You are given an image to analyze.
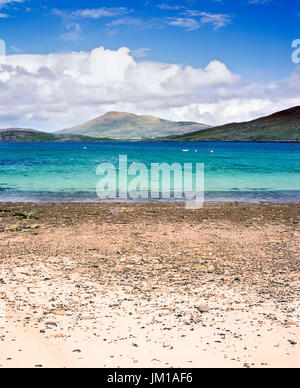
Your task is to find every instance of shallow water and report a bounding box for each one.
[0,141,299,203]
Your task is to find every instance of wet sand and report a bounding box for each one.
[0,202,299,368]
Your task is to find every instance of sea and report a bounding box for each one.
[0,141,299,203]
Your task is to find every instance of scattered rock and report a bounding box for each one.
[284,321,297,326]
[195,304,210,313]
[288,340,297,346]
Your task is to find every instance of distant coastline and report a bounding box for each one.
[0,139,299,144]
[1,105,299,143]
[0,134,299,143]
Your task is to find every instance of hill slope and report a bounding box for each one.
[0,129,109,142]
[169,106,300,142]
[58,112,210,139]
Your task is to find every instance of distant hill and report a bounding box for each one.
[168,106,300,142]
[57,112,210,140]
[2,106,299,143]
[0,129,109,142]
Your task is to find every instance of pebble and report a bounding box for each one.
[195,305,210,313]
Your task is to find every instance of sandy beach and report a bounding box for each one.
[0,202,299,368]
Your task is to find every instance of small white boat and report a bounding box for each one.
[182,149,189,152]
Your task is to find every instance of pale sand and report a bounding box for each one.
[0,203,299,368]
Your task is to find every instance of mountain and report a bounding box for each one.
[58,112,210,139]
[0,129,109,142]
[2,106,299,143]
[168,106,300,142]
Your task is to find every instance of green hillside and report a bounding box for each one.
[58,112,210,140]
[168,106,300,142]
[0,129,110,142]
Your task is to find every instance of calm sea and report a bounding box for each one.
[0,141,299,203]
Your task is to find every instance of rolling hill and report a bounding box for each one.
[1,106,299,142]
[0,128,109,142]
[168,106,300,142]
[58,111,210,140]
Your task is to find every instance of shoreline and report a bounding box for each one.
[0,140,300,143]
[1,191,300,205]
[0,202,299,368]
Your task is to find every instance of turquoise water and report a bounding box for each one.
[0,141,299,203]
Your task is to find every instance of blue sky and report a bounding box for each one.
[1,0,299,79]
[0,0,299,130]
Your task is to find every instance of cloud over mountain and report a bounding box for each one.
[0,45,299,131]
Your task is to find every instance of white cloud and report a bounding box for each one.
[71,8,131,19]
[52,7,134,40]
[0,0,23,8]
[10,45,22,53]
[167,10,232,31]
[60,23,82,41]
[52,7,132,21]
[157,4,185,10]
[248,0,270,4]
[106,17,145,29]
[185,10,232,29]
[131,48,151,58]
[167,17,199,30]
[105,17,162,33]
[0,45,299,131]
